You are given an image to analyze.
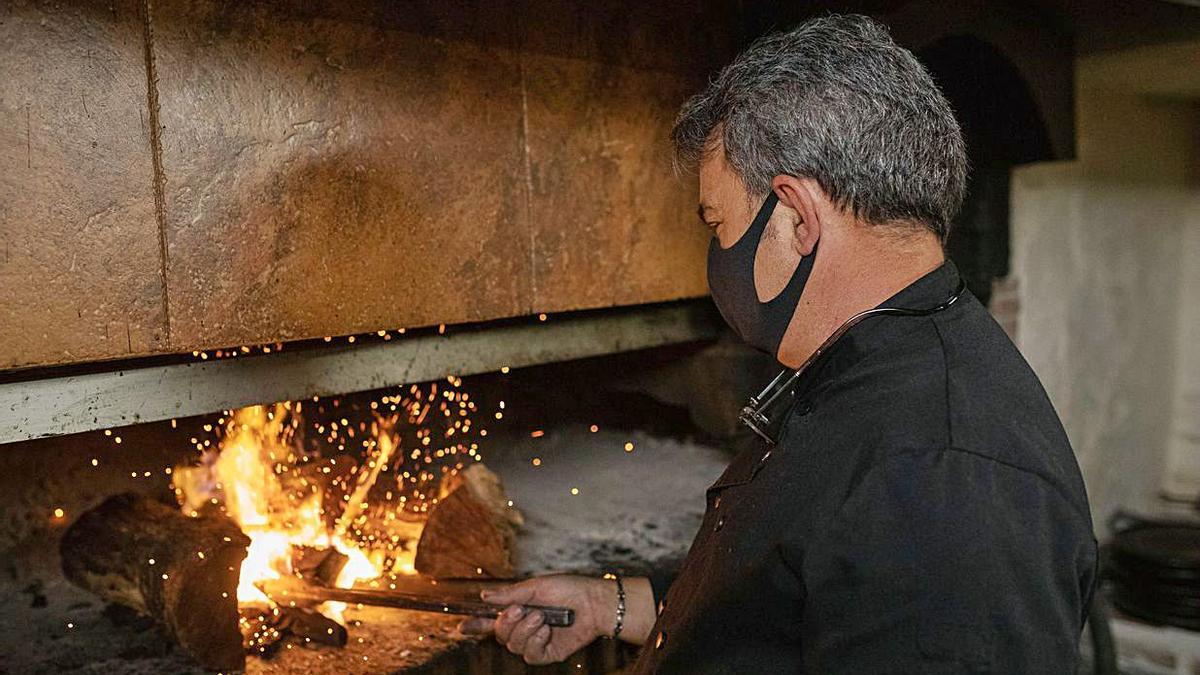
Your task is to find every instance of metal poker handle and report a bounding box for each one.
[258,578,575,627]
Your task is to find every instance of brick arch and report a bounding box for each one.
[919,35,1054,306]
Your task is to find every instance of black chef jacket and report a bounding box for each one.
[632,261,1098,674]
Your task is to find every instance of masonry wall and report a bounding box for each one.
[1011,67,1200,526]
[1162,201,1200,500]
[0,1,737,370]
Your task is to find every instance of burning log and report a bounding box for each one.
[292,545,349,586]
[240,605,288,657]
[240,604,348,656]
[282,606,349,646]
[60,493,250,672]
[415,464,523,578]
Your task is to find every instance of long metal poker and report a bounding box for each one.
[257,578,575,627]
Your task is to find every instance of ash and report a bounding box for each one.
[0,428,727,674]
[499,427,726,578]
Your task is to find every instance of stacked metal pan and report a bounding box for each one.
[1108,522,1200,631]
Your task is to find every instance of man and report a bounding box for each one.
[461,14,1097,673]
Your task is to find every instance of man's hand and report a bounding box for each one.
[459,574,655,665]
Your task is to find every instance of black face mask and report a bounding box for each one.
[706,192,818,359]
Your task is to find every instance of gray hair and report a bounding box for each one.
[672,14,968,239]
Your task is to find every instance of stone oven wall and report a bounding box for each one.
[0,0,738,371]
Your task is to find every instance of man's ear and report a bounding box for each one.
[771,175,822,256]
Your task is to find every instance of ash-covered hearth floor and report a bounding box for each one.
[1,429,728,674]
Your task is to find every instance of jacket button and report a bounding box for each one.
[714,515,725,532]
[712,495,721,509]
[655,631,666,649]
[657,600,665,615]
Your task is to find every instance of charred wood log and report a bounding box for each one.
[415,464,523,578]
[240,605,288,658]
[239,604,348,657]
[291,545,349,587]
[60,493,250,672]
[282,606,349,647]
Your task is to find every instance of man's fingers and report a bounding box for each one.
[457,617,494,635]
[522,624,553,665]
[481,581,537,606]
[504,610,545,654]
[492,604,525,644]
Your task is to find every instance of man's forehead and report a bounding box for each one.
[698,169,749,218]
[697,156,726,214]
[697,147,725,182]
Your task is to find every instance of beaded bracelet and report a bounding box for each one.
[610,573,626,640]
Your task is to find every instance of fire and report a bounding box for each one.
[172,379,484,629]
[176,405,384,614]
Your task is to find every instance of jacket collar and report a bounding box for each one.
[783,259,967,402]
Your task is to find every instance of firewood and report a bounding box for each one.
[281,606,349,647]
[414,464,523,578]
[240,599,348,656]
[291,545,349,587]
[240,605,288,657]
[60,493,250,672]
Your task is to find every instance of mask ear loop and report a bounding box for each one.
[740,278,968,445]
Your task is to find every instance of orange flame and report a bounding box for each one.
[173,379,485,627]
[175,405,397,617]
